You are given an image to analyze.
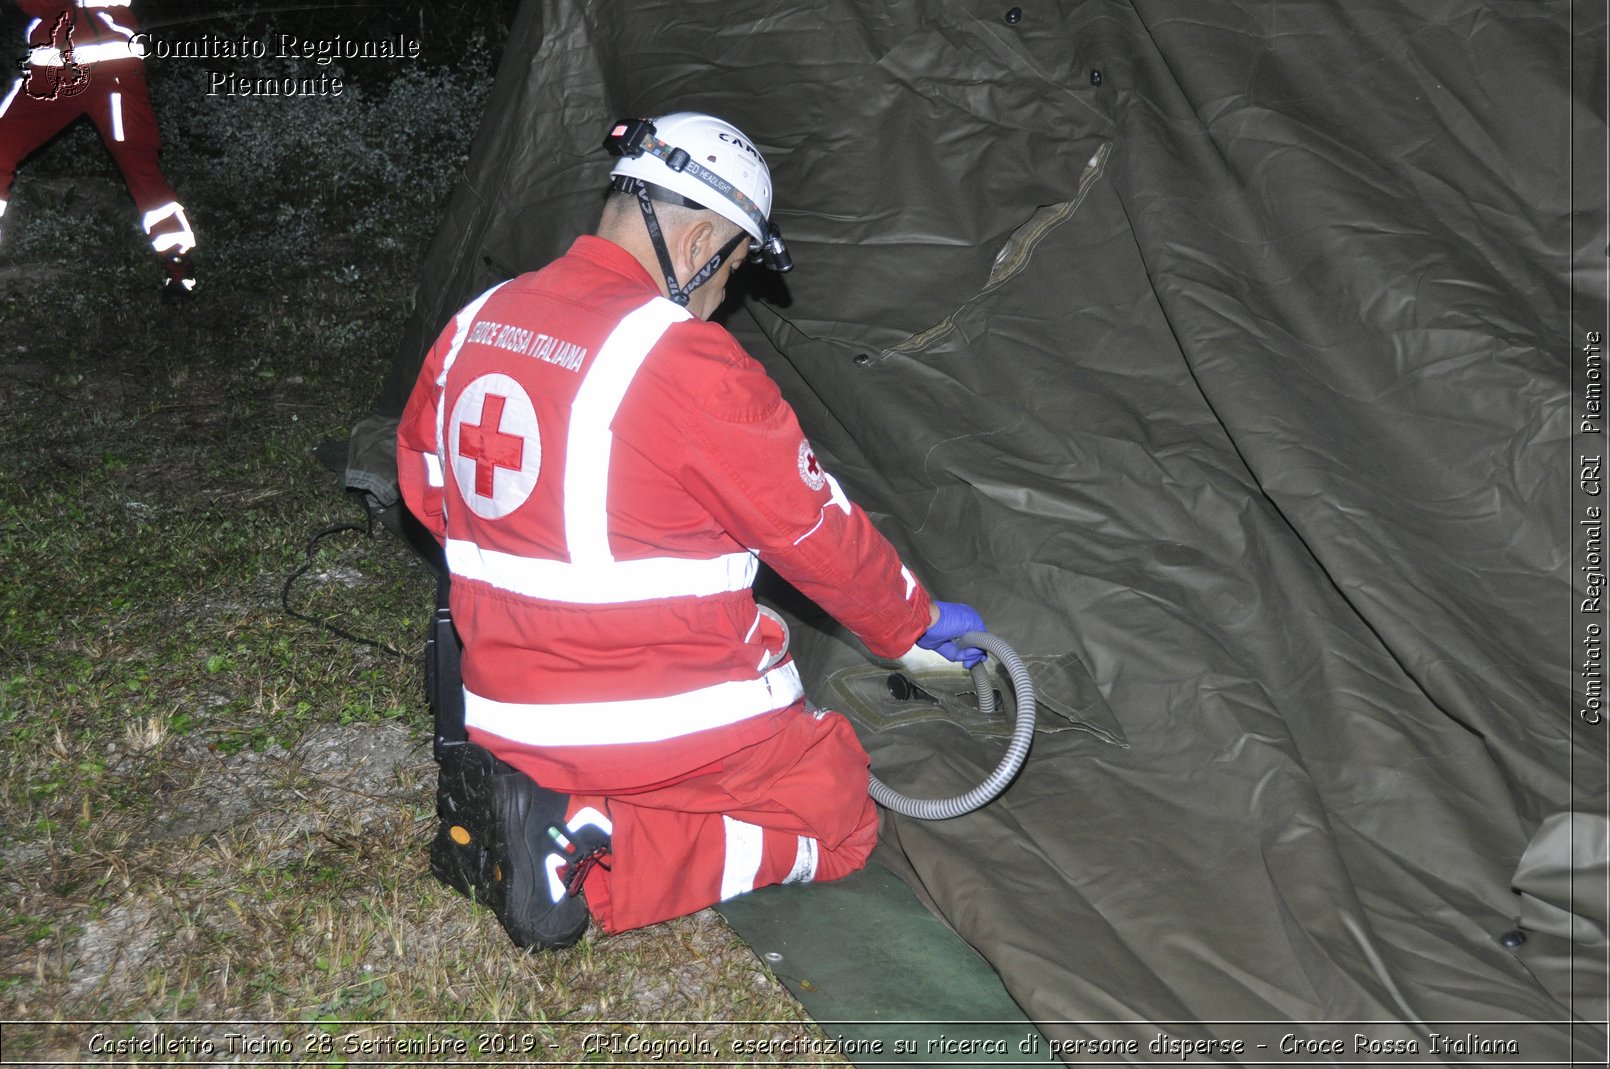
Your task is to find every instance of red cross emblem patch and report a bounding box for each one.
[797,439,827,491]
[449,373,541,519]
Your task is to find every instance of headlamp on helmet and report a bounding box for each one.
[749,222,791,272]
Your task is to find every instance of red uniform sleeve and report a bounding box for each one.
[396,330,451,546]
[671,342,933,659]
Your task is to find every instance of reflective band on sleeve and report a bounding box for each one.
[822,472,852,514]
[29,41,142,65]
[82,1,134,8]
[109,90,123,142]
[790,513,824,546]
[565,298,691,568]
[719,817,765,900]
[464,661,803,747]
[446,538,756,604]
[792,469,855,547]
[423,451,444,489]
[0,78,20,119]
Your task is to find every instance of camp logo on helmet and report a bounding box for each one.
[797,440,827,491]
[717,131,762,161]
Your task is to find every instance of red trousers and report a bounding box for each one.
[0,64,193,254]
[494,704,881,934]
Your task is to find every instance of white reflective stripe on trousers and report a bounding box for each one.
[719,817,765,900]
[0,78,20,119]
[141,201,196,254]
[463,661,804,748]
[783,836,819,884]
[109,90,123,141]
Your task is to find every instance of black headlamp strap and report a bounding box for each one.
[685,230,748,293]
[633,184,689,305]
[630,182,745,306]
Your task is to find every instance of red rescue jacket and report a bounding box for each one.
[398,235,933,792]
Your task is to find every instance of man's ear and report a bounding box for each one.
[682,219,718,272]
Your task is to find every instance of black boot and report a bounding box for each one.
[483,767,602,950]
[429,742,501,898]
[431,742,609,950]
[162,251,196,296]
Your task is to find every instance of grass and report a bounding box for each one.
[0,31,847,1067]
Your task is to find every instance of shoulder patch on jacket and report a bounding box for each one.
[798,440,827,490]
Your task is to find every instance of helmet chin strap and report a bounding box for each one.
[629,182,746,307]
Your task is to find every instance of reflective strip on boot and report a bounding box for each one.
[543,805,612,902]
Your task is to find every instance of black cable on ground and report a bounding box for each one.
[281,502,404,658]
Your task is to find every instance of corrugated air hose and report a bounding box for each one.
[866,631,1037,820]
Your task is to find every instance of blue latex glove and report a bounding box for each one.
[916,600,988,669]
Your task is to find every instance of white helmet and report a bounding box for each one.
[605,112,774,243]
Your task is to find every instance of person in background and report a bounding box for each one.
[0,0,196,293]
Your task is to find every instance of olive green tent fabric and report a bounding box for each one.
[364,0,1607,1058]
